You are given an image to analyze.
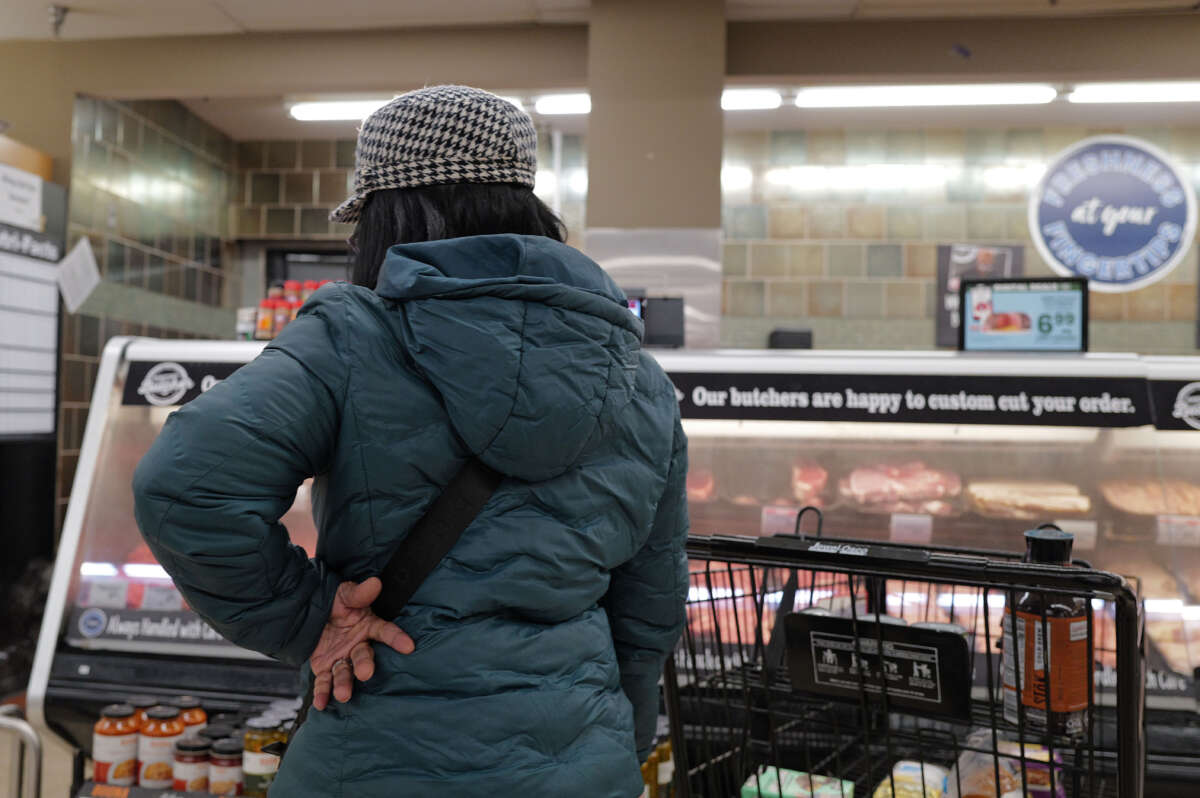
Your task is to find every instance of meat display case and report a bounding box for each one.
[26,339,1200,778]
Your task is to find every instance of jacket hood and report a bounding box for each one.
[375,234,643,482]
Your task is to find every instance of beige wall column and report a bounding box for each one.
[585,0,725,347]
[586,0,724,230]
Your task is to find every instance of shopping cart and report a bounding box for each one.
[663,513,1145,798]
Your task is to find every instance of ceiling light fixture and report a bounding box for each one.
[722,89,783,111]
[1068,82,1200,104]
[288,99,392,121]
[794,83,1057,108]
[533,93,591,115]
[721,165,754,191]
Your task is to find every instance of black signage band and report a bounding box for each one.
[671,372,1152,428]
[123,360,1198,432]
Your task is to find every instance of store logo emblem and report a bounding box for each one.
[1029,135,1197,293]
[808,542,869,557]
[137,362,195,406]
[1172,382,1200,430]
[78,607,107,639]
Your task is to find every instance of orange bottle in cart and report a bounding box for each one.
[283,280,301,305]
[139,706,185,788]
[272,299,291,335]
[93,704,138,786]
[254,299,275,340]
[1002,528,1090,737]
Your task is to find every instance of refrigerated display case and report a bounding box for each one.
[27,341,1200,781]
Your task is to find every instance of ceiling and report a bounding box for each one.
[3,0,1197,40]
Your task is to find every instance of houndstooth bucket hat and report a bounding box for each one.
[330,85,538,224]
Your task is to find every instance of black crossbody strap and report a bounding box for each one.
[267,457,502,759]
[372,457,503,619]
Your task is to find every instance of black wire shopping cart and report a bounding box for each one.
[664,513,1145,798]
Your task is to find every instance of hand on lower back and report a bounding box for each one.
[309,577,414,710]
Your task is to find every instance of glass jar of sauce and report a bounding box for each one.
[173,737,211,792]
[128,695,156,728]
[174,695,208,737]
[93,703,138,786]
[139,705,184,788]
[242,717,283,798]
[209,737,244,796]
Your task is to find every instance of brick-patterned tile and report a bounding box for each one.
[905,244,937,278]
[885,282,926,318]
[1168,284,1196,321]
[767,281,807,317]
[845,282,884,318]
[750,243,789,277]
[1089,292,1126,321]
[789,244,825,277]
[807,206,845,239]
[847,206,885,239]
[887,206,923,240]
[722,243,748,277]
[807,281,844,316]
[1127,284,1167,321]
[724,281,765,316]
[768,206,807,239]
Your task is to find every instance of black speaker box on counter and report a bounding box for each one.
[642,297,684,348]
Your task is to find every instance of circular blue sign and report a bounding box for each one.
[1029,136,1197,293]
[78,607,107,639]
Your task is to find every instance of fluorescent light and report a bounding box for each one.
[722,88,782,111]
[534,93,591,115]
[1146,599,1184,615]
[1069,81,1200,104]
[936,593,1007,609]
[567,168,588,194]
[981,164,1045,192]
[794,83,1057,108]
[289,99,391,121]
[765,163,956,192]
[721,165,754,191]
[123,563,171,580]
[80,562,119,577]
[534,168,557,197]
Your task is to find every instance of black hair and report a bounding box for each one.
[350,183,567,288]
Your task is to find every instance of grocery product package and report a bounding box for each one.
[946,731,1065,798]
[741,766,855,797]
[871,760,949,797]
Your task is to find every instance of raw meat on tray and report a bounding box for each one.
[791,461,828,507]
[839,461,961,515]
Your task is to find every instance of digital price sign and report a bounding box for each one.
[959,277,1088,352]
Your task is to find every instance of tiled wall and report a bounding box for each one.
[231,139,357,239]
[58,97,236,532]
[229,131,588,245]
[721,126,1200,351]
[69,98,234,305]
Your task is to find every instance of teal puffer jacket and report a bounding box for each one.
[132,235,688,797]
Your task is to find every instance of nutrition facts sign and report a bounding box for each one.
[1029,136,1197,292]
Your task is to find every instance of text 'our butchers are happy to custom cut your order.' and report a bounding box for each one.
[688,385,1138,418]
